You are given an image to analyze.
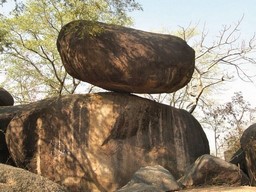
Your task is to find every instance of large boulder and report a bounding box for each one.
[178,154,249,187]
[0,104,22,165]
[117,165,181,192]
[0,163,68,192]
[240,123,256,185]
[6,92,209,191]
[57,20,195,93]
[0,88,14,106]
[0,117,13,164]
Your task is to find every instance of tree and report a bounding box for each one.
[0,0,142,103]
[201,92,256,157]
[143,18,256,115]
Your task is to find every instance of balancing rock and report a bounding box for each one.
[57,20,195,93]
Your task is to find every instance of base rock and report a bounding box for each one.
[6,92,209,191]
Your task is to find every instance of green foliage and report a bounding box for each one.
[0,0,142,103]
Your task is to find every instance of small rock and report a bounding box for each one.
[117,165,181,192]
[178,154,249,187]
[0,163,68,192]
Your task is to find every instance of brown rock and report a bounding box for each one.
[229,148,247,177]
[6,92,209,191]
[0,163,68,192]
[0,105,23,165]
[57,20,195,93]
[240,123,256,185]
[178,154,249,187]
[117,165,181,192]
[0,88,14,106]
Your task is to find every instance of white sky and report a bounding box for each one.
[128,0,256,106]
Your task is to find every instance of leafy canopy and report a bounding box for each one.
[0,0,142,103]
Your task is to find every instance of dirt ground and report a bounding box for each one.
[179,186,256,192]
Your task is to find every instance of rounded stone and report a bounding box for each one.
[0,88,14,106]
[57,20,195,93]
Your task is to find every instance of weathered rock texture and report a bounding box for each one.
[117,165,181,192]
[240,123,256,185]
[0,104,22,165]
[229,148,247,177]
[0,163,68,192]
[5,92,209,192]
[178,154,249,187]
[57,20,195,93]
[0,88,14,106]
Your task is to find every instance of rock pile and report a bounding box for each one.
[118,155,250,192]
[0,21,216,191]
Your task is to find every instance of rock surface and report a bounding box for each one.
[5,92,209,192]
[57,20,195,93]
[178,154,249,187]
[0,163,68,192]
[229,148,247,177]
[0,88,14,106]
[117,165,181,192]
[0,105,22,165]
[240,123,256,185]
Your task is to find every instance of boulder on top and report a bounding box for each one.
[5,92,209,192]
[57,20,195,94]
[0,88,14,106]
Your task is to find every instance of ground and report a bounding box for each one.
[179,186,256,192]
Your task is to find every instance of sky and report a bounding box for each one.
[128,0,256,106]
[129,0,255,37]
